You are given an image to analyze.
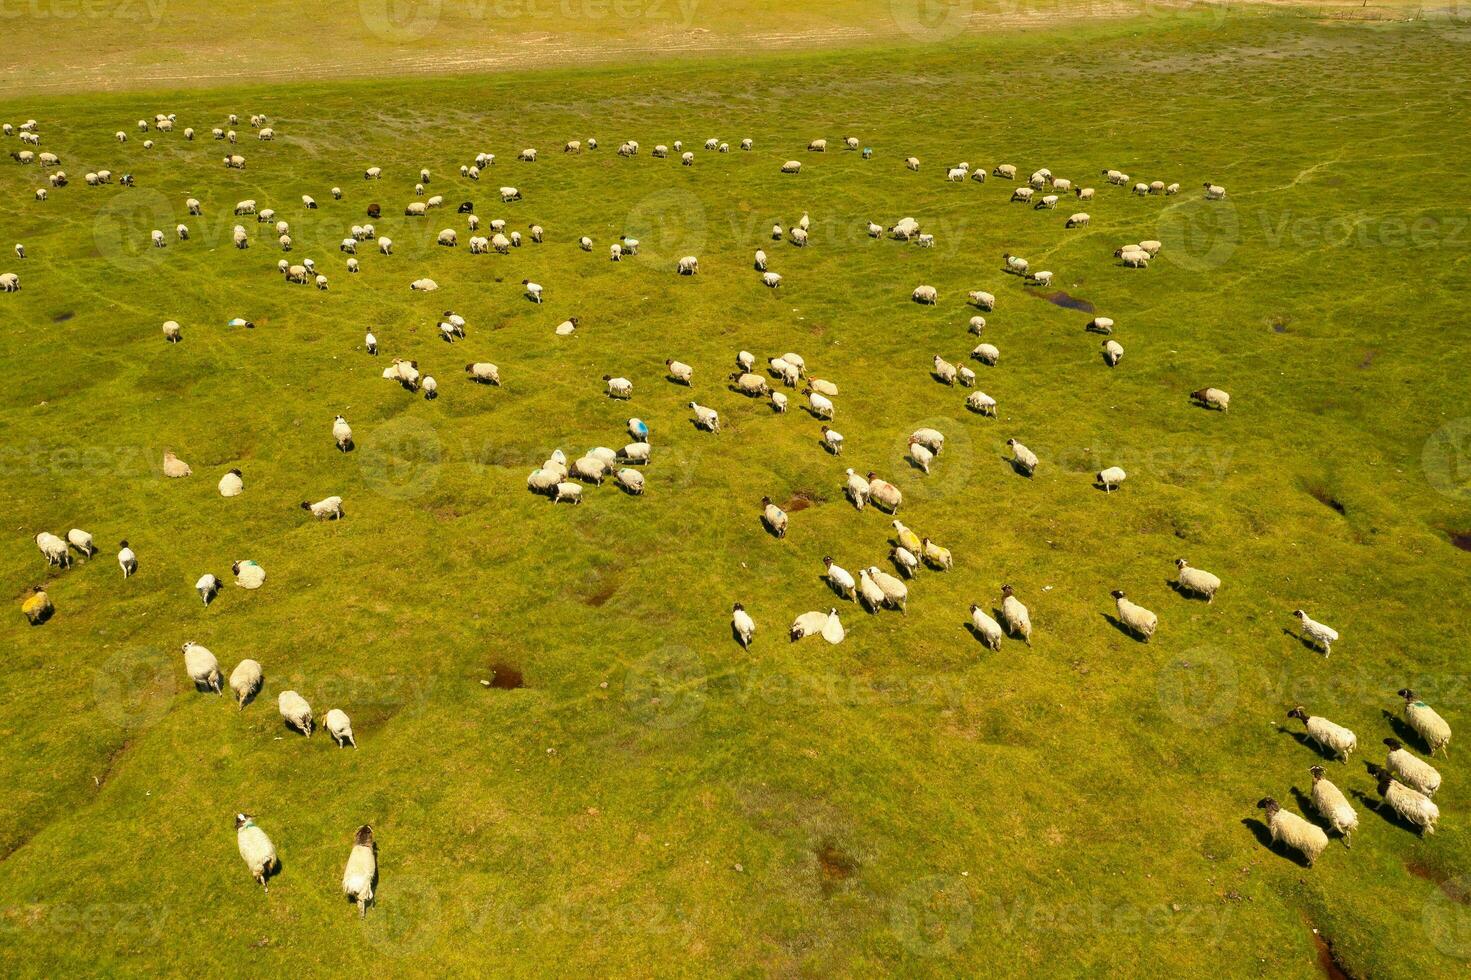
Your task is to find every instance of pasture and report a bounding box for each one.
[2,10,1470,976]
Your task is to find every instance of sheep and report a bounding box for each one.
[770,391,788,413]
[529,224,543,243]
[682,151,694,166]
[689,402,720,432]
[118,541,136,578]
[163,450,192,477]
[1284,706,1357,762]
[947,166,968,182]
[808,138,827,152]
[196,572,221,605]
[510,231,522,248]
[1396,690,1451,757]
[969,290,995,311]
[278,235,292,252]
[35,531,71,567]
[731,372,770,397]
[1006,438,1036,476]
[19,584,52,625]
[1111,590,1157,641]
[1138,240,1163,257]
[553,482,583,505]
[233,227,249,249]
[161,318,183,344]
[1118,249,1149,269]
[332,415,353,451]
[437,228,458,247]
[38,152,59,167]
[789,227,808,247]
[966,604,1004,650]
[522,279,543,303]
[1102,168,1126,185]
[993,164,1017,180]
[177,224,189,241]
[1086,316,1114,334]
[1102,340,1124,367]
[34,188,46,200]
[912,285,938,305]
[603,374,633,398]
[325,708,356,748]
[1190,387,1230,412]
[761,271,783,289]
[301,495,345,520]
[620,441,651,464]
[780,161,801,174]
[865,566,908,614]
[677,255,700,275]
[1204,183,1227,200]
[1066,212,1090,228]
[500,186,521,202]
[1036,195,1059,210]
[232,559,265,590]
[866,221,883,239]
[905,156,920,172]
[767,358,798,389]
[916,233,934,248]
[1003,253,1028,276]
[844,468,869,510]
[183,641,223,693]
[410,278,438,291]
[61,528,95,559]
[422,376,437,399]
[1173,559,1220,601]
[343,826,377,916]
[966,391,997,416]
[1031,271,1054,288]
[236,814,279,890]
[1384,737,1441,796]
[302,194,317,210]
[973,344,999,367]
[760,496,788,538]
[1010,187,1034,203]
[11,150,35,164]
[1029,169,1050,189]
[466,362,501,385]
[1255,798,1328,866]
[224,154,246,169]
[332,187,342,200]
[229,659,262,708]
[921,538,952,571]
[1368,765,1439,835]
[866,473,902,513]
[891,546,919,577]
[405,201,427,217]
[855,568,886,612]
[571,454,609,485]
[968,168,986,184]
[527,468,560,496]
[664,359,694,385]
[1292,610,1339,655]
[817,424,843,455]
[554,317,578,336]
[283,263,308,284]
[1304,767,1357,846]
[612,467,645,495]
[1132,182,1150,196]
[278,690,314,736]
[804,388,835,420]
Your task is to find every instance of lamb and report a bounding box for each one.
[867,222,883,238]
[553,482,583,504]
[780,161,801,174]
[866,473,902,513]
[196,573,221,605]
[163,450,192,477]
[824,558,857,600]
[677,255,700,275]
[1102,340,1124,367]
[615,468,645,495]
[804,389,834,419]
[966,391,996,415]
[1001,585,1031,644]
[332,415,353,451]
[820,425,843,455]
[689,402,720,432]
[1111,590,1157,641]
[1383,737,1441,796]
[665,359,693,385]
[1396,689,1451,757]
[1174,559,1220,601]
[343,827,377,916]
[1368,765,1439,835]
[325,708,356,747]
[183,641,223,693]
[909,439,933,474]
[1286,706,1357,762]
[278,690,314,736]
[761,497,788,538]
[969,291,995,311]
[118,541,137,578]
[1190,387,1230,412]
[229,659,262,708]
[1292,610,1339,655]
[969,604,1003,650]
[466,363,501,385]
[35,531,71,567]
[865,566,908,614]
[1066,212,1090,228]
[301,495,345,520]
[1096,466,1127,492]
[522,279,543,303]
[1255,798,1328,866]
[912,285,938,305]
[1006,438,1036,476]
[236,814,279,890]
[891,546,919,577]
[844,469,869,510]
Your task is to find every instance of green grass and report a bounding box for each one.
[2,11,1471,976]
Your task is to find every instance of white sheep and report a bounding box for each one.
[1010,188,1034,204]
[229,659,262,708]
[912,285,938,305]
[236,814,278,890]
[522,279,542,303]
[1003,253,1028,276]
[866,473,902,513]
[325,708,356,747]
[820,425,843,455]
[865,566,908,614]
[1370,767,1439,835]
[466,362,501,385]
[301,495,344,520]
[905,156,920,172]
[35,531,71,567]
[163,320,182,343]
[770,391,787,413]
[183,641,222,693]
[909,440,933,474]
[969,604,1003,650]
[437,228,458,247]
[804,389,834,420]
[966,391,996,415]
[1174,559,1220,601]
[151,229,166,248]
[1031,271,1053,288]
[823,558,856,600]
[500,186,521,202]
[1287,706,1357,762]
[780,161,801,174]
[553,482,583,504]
[1307,766,1357,845]
[1256,798,1328,865]
[603,374,632,398]
[844,468,869,510]
[1384,738,1440,796]
[332,415,352,451]
[1191,387,1230,412]
[1204,182,1227,200]
[1111,590,1157,641]
[343,827,377,916]
[65,528,95,556]
[1006,438,1036,475]
[890,546,919,577]
[762,272,783,289]
[932,355,957,385]
[1292,610,1339,655]
[410,278,438,291]
[1066,212,1090,228]
[278,690,314,736]
[677,255,699,275]
[1087,317,1115,334]
[163,449,192,477]
[1102,340,1124,367]
[968,290,995,312]
[118,541,136,578]
[689,402,719,432]
[195,573,221,605]
[1396,690,1451,757]
[1000,585,1031,643]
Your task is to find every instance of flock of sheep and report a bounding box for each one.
[5,106,1443,908]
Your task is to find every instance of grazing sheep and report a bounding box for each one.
[1132,182,1150,196]
[1102,340,1124,367]
[1066,212,1090,228]
[553,481,583,505]
[162,320,182,343]
[966,391,996,415]
[912,285,938,305]
[1307,767,1357,845]
[598,374,631,398]
[1396,690,1451,757]
[35,531,70,567]
[820,425,843,455]
[856,568,886,612]
[301,496,345,520]
[500,186,521,202]
[233,227,249,249]
[1292,610,1339,655]
[466,362,501,385]
[1191,387,1230,412]
[332,415,353,451]
[1287,706,1357,761]
[1368,765,1439,835]
[964,604,1002,650]
[1095,466,1127,492]
[905,157,920,172]
[789,227,808,247]
[236,814,278,890]
[342,826,377,916]
[677,255,700,275]
[20,585,52,625]
[1173,559,1220,601]
[1003,253,1028,276]
[163,450,192,478]
[968,291,996,312]
[229,659,262,708]
[770,391,787,413]
[1138,240,1163,257]
[1204,183,1227,200]
[150,229,166,248]
[325,708,356,747]
[1255,798,1328,866]
[689,402,720,432]
[421,376,437,399]
[1010,187,1034,203]
[844,468,869,510]
[522,279,543,303]
[1006,438,1036,475]
[665,359,693,385]
[761,496,788,538]
[615,468,645,495]
[866,473,902,513]
[529,224,543,243]
[865,566,908,614]
[1111,590,1157,641]
[527,468,560,496]
[196,572,221,605]
[410,278,438,291]
[780,161,801,174]
[731,372,770,397]
[999,584,1031,643]
[118,541,136,578]
[183,641,223,693]
[437,228,458,247]
[768,357,799,388]
[177,224,189,241]
[278,690,314,736]
[234,198,256,215]
[1384,738,1441,796]
[1087,317,1115,334]
[808,139,827,152]
[992,164,1017,180]
[1117,248,1149,269]
[1035,195,1059,210]
[1103,169,1126,185]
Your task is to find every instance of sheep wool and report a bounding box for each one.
[35,531,70,567]
[1371,767,1439,835]
[823,558,856,600]
[343,826,377,916]
[233,560,265,590]
[1292,610,1338,655]
[1096,466,1127,492]
[1174,559,1220,601]
[844,469,869,510]
[1007,439,1037,476]
[1001,585,1031,644]
[857,568,886,612]
[1286,707,1356,762]
[236,814,278,890]
[1111,591,1157,641]
[183,642,223,693]
[1256,798,1328,866]
[1384,738,1440,796]
[867,474,902,513]
[162,450,192,478]
[732,603,755,648]
[230,659,263,709]
[969,604,1003,650]
[118,541,137,578]
[218,468,244,497]
[278,690,314,736]
[1397,690,1451,756]
[1308,767,1357,845]
[21,586,52,625]
[761,497,788,538]
[1191,387,1230,412]
[325,708,356,747]
[866,567,908,614]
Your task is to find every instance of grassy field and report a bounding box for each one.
[2,9,1471,976]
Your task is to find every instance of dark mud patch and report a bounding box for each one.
[1357,350,1375,369]
[584,577,619,607]
[1268,315,1292,334]
[1446,532,1471,552]
[487,662,524,689]
[1311,928,1349,980]
[1408,859,1471,903]
[783,490,821,512]
[1032,289,1094,313]
[816,841,856,889]
[1305,484,1346,515]
[52,311,74,323]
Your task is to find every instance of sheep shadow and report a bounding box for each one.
[1277,726,1340,763]
[930,371,955,386]
[1380,709,1428,752]
[27,605,53,627]
[1241,818,1313,868]
[1166,579,1210,602]
[1350,788,1423,835]
[818,438,841,457]
[965,622,1000,650]
[904,456,929,474]
[816,574,853,601]
[337,440,355,453]
[1101,613,1143,641]
[1281,628,1326,655]
[729,622,750,649]
[1002,455,1034,478]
